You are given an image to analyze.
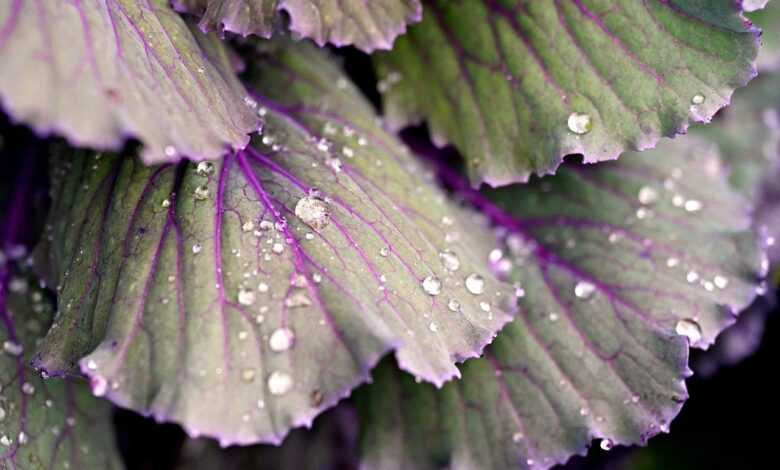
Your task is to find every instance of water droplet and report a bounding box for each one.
[480,301,492,313]
[567,112,592,135]
[193,185,210,201]
[242,221,255,232]
[600,439,614,451]
[267,371,293,395]
[0,436,10,447]
[428,322,439,332]
[574,281,596,299]
[464,273,485,295]
[579,407,589,416]
[691,94,705,105]
[379,246,390,257]
[714,275,729,289]
[666,257,679,268]
[686,271,699,283]
[161,198,171,208]
[285,292,312,308]
[675,318,702,344]
[21,382,35,395]
[244,96,258,109]
[192,243,202,254]
[91,375,108,397]
[447,299,461,312]
[512,432,524,443]
[86,359,98,370]
[164,145,177,157]
[269,327,295,352]
[272,242,285,254]
[422,276,442,296]
[548,312,559,322]
[2,340,23,356]
[488,249,504,263]
[17,432,27,445]
[684,199,702,212]
[439,250,461,271]
[295,196,331,231]
[196,161,214,176]
[638,186,658,205]
[0,408,4,422]
[238,288,256,306]
[241,369,256,383]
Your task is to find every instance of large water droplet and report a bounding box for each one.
[600,439,614,451]
[294,196,331,231]
[691,94,705,105]
[574,281,596,299]
[567,112,592,135]
[269,327,295,352]
[267,371,293,395]
[422,276,442,296]
[439,250,461,271]
[464,273,485,295]
[675,318,702,344]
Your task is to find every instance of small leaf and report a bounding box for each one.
[375,0,760,185]
[0,0,259,164]
[175,0,422,52]
[355,137,764,469]
[34,42,514,446]
[0,268,121,470]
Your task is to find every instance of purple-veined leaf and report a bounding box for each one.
[0,0,259,164]
[0,269,121,470]
[1,166,120,470]
[33,42,515,446]
[174,0,422,52]
[354,136,765,470]
[374,0,760,185]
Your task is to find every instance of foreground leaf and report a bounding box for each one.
[34,42,514,446]
[175,0,422,52]
[375,0,760,185]
[355,137,764,469]
[0,0,259,164]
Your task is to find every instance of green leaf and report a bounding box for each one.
[375,0,760,185]
[0,269,121,470]
[174,0,422,52]
[355,136,764,469]
[33,42,515,446]
[748,0,780,71]
[0,0,259,164]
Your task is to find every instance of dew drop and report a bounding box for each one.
[285,292,312,308]
[684,199,703,212]
[242,221,255,232]
[164,145,177,157]
[691,94,705,105]
[512,432,524,443]
[713,275,729,289]
[0,408,5,422]
[464,273,485,295]
[0,436,10,447]
[2,340,23,356]
[421,276,442,296]
[86,359,98,370]
[439,250,461,271]
[488,248,504,263]
[267,371,293,395]
[90,375,108,397]
[161,198,171,208]
[192,243,202,254]
[428,322,439,333]
[574,281,595,299]
[638,186,658,205]
[17,432,27,445]
[272,242,285,254]
[196,161,214,176]
[269,327,295,352]
[567,112,592,135]
[548,312,559,322]
[241,369,256,383]
[447,299,461,312]
[238,288,256,306]
[21,382,35,395]
[666,257,679,268]
[295,196,331,231]
[193,185,210,201]
[675,318,702,344]
[379,246,390,257]
[686,271,699,283]
[600,439,614,451]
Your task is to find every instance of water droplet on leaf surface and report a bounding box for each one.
[567,112,592,135]
[465,273,485,295]
[422,276,442,296]
[294,196,331,231]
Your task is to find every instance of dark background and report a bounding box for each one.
[2,46,777,470]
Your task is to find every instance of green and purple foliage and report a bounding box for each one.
[1,1,779,469]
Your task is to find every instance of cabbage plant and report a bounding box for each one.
[1,1,778,469]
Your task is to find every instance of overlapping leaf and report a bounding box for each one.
[0,0,259,164]
[175,0,422,51]
[33,42,514,446]
[0,268,120,470]
[375,0,760,185]
[354,137,764,469]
